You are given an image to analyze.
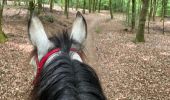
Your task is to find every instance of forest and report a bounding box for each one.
[0,0,170,100]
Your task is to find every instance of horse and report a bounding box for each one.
[28,11,106,100]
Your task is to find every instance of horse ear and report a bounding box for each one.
[28,15,54,60]
[70,11,87,44]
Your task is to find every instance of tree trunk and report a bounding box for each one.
[109,0,113,19]
[60,0,63,9]
[29,1,35,16]
[4,0,7,5]
[0,0,7,43]
[98,0,101,13]
[76,0,79,11]
[67,0,70,12]
[38,0,42,14]
[95,0,98,11]
[135,0,150,42]
[152,0,157,21]
[70,0,73,10]
[64,0,68,18]
[162,0,166,34]
[131,0,136,31]
[126,0,130,26]
[92,0,96,12]
[148,0,153,34]
[82,0,86,14]
[50,0,54,12]
[89,0,92,13]
[149,0,153,20]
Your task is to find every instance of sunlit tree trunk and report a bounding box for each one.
[109,0,113,19]
[0,0,7,43]
[135,0,150,42]
[131,0,136,31]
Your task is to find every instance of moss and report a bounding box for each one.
[0,32,7,43]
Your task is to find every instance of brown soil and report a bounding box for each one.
[0,6,170,100]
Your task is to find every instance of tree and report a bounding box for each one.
[76,0,79,10]
[98,0,101,13]
[95,0,98,12]
[89,0,92,13]
[131,0,136,31]
[64,0,68,18]
[92,0,96,12]
[82,0,86,14]
[148,0,153,34]
[0,0,7,43]
[126,0,131,26]
[50,0,54,12]
[4,0,7,5]
[135,0,150,42]
[29,0,35,16]
[109,0,113,19]
[152,0,158,21]
[37,0,42,14]
[162,0,168,34]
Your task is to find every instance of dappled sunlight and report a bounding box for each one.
[141,56,155,61]
[160,52,170,56]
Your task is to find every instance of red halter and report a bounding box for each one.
[33,48,77,84]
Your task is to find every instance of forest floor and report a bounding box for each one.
[0,6,170,100]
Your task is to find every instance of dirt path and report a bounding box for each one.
[84,13,107,64]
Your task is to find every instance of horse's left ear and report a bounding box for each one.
[28,15,54,60]
[70,11,87,44]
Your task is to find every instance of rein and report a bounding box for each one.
[33,48,77,84]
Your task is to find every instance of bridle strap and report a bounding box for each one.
[33,48,77,84]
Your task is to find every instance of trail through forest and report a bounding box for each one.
[0,7,170,100]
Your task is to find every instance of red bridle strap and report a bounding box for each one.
[33,48,77,84]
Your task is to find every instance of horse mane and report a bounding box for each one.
[31,32,106,100]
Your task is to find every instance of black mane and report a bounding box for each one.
[31,32,106,100]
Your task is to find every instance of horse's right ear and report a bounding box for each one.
[70,11,87,44]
